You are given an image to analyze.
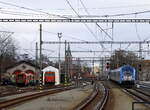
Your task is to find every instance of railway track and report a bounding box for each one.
[74,83,109,110]
[124,88,150,108]
[0,86,75,109]
[0,85,67,97]
[136,83,150,89]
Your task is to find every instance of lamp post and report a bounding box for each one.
[58,33,62,75]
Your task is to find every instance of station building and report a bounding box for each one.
[6,60,40,83]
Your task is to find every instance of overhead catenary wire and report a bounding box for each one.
[96,23,113,40]
[71,9,150,18]
[134,14,141,41]
[79,0,114,53]
[79,0,113,41]
[65,0,105,49]
[43,30,96,56]
[42,4,150,11]
[0,1,150,18]
[0,10,46,17]
[0,1,69,19]
[43,30,88,42]
[79,0,90,15]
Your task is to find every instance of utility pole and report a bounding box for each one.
[67,42,71,80]
[92,52,95,74]
[35,42,38,82]
[139,42,142,59]
[138,42,142,81]
[0,57,1,85]
[58,33,62,75]
[65,40,67,84]
[36,42,38,65]
[101,57,104,76]
[77,58,80,87]
[92,60,94,74]
[39,24,42,87]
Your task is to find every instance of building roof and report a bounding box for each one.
[42,66,58,72]
[6,60,40,70]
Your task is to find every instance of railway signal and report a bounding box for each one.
[106,62,110,70]
[138,64,142,71]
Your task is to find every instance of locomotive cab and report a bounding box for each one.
[44,71,55,85]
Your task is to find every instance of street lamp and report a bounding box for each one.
[58,33,62,75]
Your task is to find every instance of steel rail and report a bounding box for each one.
[94,84,109,110]
[124,89,150,105]
[0,85,67,98]
[74,88,98,110]
[0,86,74,109]
[134,88,150,98]
[74,83,109,110]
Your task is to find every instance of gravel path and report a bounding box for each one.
[105,88,149,110]
[0,88,56,102]
[7,85,93,110]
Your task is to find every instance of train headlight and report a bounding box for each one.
[124,76,132,80]
[124,76,127,80]
[128,76,132,80]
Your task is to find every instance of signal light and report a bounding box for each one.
[138,64,142,71]
[106,62,110,69]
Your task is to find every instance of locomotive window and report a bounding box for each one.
[18,74,24,79]
[124,72,131,76]
[45,73,55,76]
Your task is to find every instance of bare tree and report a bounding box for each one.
[110,49,139,69]
[0,31,18,84]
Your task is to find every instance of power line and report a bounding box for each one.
[65,0,80,17]
[0,1,69,19]
[0,10,46,17]
[79,0,90,15]
[96,23,113,40]
[43,30,94,53]
[72,9,150,18]
[79,0,113,41]
[65,0,104,49]
[134,14,141,41]
[43,30,88,42]
[79,0,113,52]
[41,4,150,11]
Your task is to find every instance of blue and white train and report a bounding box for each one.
[109,65,136,85]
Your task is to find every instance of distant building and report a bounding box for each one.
[6,60,40,82]
[93,66,100,76]
[140,60,150,81]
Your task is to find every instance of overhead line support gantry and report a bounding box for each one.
[0,18,150,23]
[42,41,150,44]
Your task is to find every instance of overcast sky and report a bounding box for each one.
[0,0,150,60]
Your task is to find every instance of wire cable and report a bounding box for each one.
[43,30,88,42]
[0,1,69,19]
[134,14,141,41]
[72,9,150,18]
[65,0,105,49]
[0,10,46,17]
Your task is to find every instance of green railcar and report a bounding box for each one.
[60,74,69,83]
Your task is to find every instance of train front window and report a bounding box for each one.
[45,72,55,77]
[45,73,55,76]
[18,74,24,79]
[124,72,131,76]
